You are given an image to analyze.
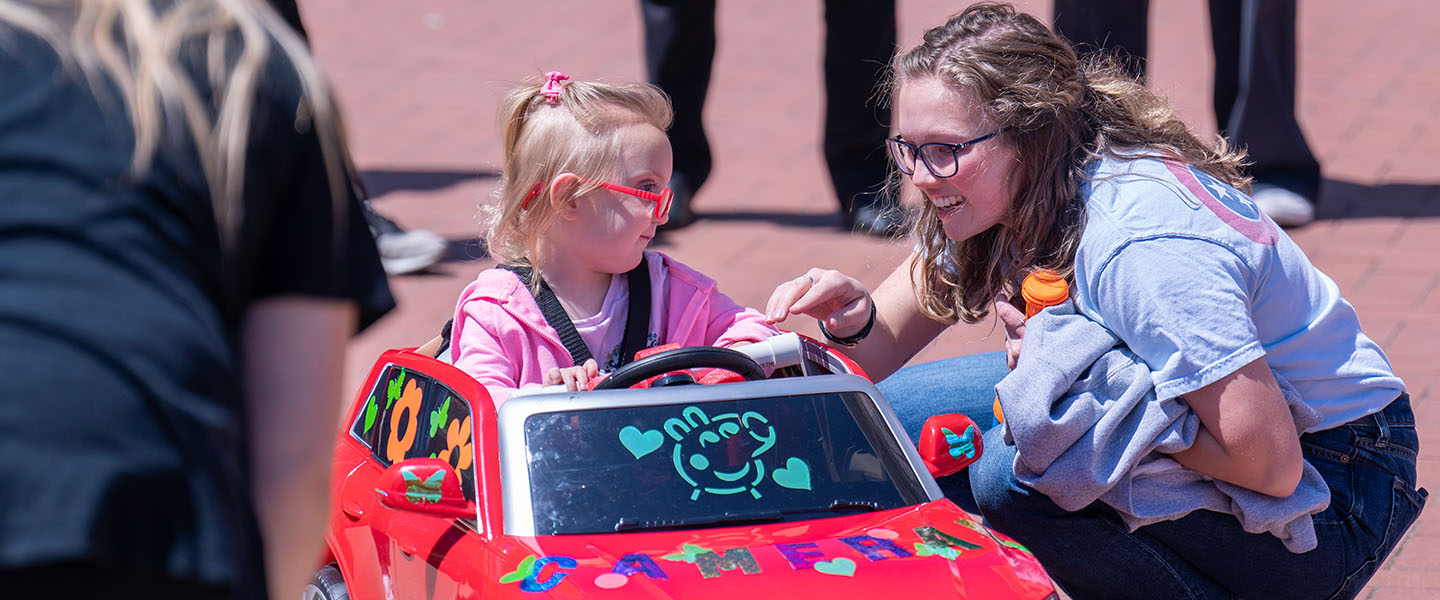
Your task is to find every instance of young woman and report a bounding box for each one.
[765,4,1423,598]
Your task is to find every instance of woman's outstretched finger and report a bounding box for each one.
[765,272,818,323]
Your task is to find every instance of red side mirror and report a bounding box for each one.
[916,414,983,478]
[375,457,475,519]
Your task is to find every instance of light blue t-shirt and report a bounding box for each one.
[1070,154,1404,430]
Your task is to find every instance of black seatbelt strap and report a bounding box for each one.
[502,260,650,368]
[502,265,593,366]
[617,259,650,367]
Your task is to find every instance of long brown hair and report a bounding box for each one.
[892,2,1250,324]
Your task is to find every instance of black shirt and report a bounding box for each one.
[0,26,393,597]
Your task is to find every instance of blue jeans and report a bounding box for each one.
[971,393,1426,600]
[876,352,1008,515]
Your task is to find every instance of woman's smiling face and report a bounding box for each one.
[894,76,1020,242]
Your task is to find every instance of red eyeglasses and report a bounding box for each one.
[520,178,674,219]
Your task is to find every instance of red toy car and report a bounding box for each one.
[306,333,1056,599]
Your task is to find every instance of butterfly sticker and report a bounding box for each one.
[401,469,446,505]
[429,396,452,437]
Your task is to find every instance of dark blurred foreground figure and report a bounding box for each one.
[0,1,393,598]
[1053,0,1321,227]
[640,0,902,236]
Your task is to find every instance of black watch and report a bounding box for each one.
[818,302,876,348]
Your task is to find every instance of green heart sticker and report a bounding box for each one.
[814,558,856,577]
[772,457,811,490]
[619,426,663,459]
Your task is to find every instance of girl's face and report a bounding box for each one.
[894,77,1020,242]
[561,122,673,274]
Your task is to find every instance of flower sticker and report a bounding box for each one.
[439,415,473,471]
[385,378,424,464]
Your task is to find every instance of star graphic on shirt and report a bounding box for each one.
[1195,168,1261,219]
[1201,175,1240,204]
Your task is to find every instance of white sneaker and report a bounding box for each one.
[1251,183,1315,227]
[376,229,447,275]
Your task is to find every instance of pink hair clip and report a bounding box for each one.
[540,70,570,104]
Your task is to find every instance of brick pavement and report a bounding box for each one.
[300,1,1439,596]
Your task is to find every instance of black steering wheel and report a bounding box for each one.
[593,346,766,390]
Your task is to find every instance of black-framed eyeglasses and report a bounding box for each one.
[886,130,1004,179]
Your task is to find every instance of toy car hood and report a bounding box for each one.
[486,500,1054,599]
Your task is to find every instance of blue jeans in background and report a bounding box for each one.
[876,351,1008,515]
[970,393,1426,600]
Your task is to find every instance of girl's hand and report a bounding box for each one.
[765,269,872,339]
[995,293,1027,370]
[543,358,599,391]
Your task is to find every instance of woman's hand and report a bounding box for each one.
[544,358,599,391]
[994,293,1027,369]
[765,269,873,339]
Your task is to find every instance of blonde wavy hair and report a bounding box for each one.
[891,2,1250,324]
[0,0,347,249]
[483,74,672,276]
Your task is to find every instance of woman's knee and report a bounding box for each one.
[969,429,1026,523]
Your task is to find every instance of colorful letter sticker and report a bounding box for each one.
[693,548,762,578]
[912,525,983,560]
[957,516,1031,554]
[612,553,668,579]
[839,535,912,561]
[498,555,578,593]
[775,542,826,570]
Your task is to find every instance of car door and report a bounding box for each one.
[329,362,407,597]
[374,372,480,600]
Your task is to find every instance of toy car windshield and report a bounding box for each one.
[519,388,929,535]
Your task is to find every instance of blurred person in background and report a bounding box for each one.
[0,0,393,598]
[267,0,449,274]
[640,0,903,236]
[1053,0,1321,227]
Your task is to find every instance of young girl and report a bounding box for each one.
[448,71,779,402]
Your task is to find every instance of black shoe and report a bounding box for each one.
[659,172,698,231]
[846,201,905,237]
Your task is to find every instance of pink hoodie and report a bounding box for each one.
[449,251,780,405]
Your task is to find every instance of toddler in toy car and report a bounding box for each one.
[445,71,780,402]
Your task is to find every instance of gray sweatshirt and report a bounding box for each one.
[995,302,1330,553]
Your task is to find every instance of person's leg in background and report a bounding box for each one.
[1051,0,1151,79]
[267,0,448,275]
[1210,0,1320,227]
[641,0,716,230]
[822,0,901,236]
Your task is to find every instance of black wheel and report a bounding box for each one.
[594,346,766,390]
[302,564,349,600]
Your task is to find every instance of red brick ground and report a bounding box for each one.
[301,1,1439,596]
